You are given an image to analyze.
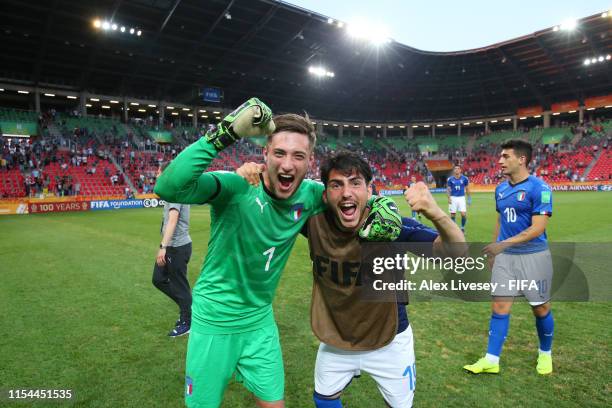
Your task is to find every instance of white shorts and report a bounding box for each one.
[449,196,466,213]
[314,325,415,408]
[491,250,553,306]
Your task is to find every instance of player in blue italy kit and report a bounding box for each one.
[464,140,554,375]
[446,166,471,233]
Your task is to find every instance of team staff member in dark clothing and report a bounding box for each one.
[153,198,193,337]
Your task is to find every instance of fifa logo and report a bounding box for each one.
[313,255,361,286]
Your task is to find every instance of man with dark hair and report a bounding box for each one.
[464,139,554,375]
[238,151,465,407]
[155,99,396,408]
[152,164,192,337]
[446,164,471,233]
[500,139,533,163]
[152,199,192,336]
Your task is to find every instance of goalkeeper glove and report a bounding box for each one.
[359,196,402,241]
[205,97,275,151]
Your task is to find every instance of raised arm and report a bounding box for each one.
[154,98,275,204]
[404,182,466,256]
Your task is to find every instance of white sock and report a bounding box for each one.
[485,353,500,364]
[539,349,552,355]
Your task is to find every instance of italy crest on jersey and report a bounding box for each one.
[290,203,304,221]
[517,191,526,201]
[185,376,193,396]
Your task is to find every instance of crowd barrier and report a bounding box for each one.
[380,181,612,196]
[0,194,165,215]
[1,182,610,215]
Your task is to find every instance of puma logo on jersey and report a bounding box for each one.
[255,197,269,214]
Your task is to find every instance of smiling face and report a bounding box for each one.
[323,168,371,232]
[262,131,312,199]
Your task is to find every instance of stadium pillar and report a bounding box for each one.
[159,105,165,127]
[485,121,490,133]
[360,126,364,138]
[513,116,518,131]
[579,107,584,124]
[457,123,461,136]
[543,112,551,128]
[79,92,87,116]
[407,126,413,138]
[193,108,197,128]
[383,126,387,138]
[122,99,128,122]
[316,122,323,137]
[431,125,435,137]
[338,125,343,138]
[34,89,41,113]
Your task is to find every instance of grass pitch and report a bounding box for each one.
[1,192,610,407]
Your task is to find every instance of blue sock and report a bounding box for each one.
[486,313,510,360]
[535,311,554,353]
[313,392,342,408]
[461,216,467,228]
[412,210,417,219]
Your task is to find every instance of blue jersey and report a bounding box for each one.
[395,217,438,332]
[447,175,469,197]
[495,175,552,254]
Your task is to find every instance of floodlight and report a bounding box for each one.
[560,19,577,31]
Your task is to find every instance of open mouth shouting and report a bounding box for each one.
[338,201,359,225]
[277,173,295,193]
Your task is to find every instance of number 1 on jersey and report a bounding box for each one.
[263,246,276,272]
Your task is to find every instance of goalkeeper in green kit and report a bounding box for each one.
[155,98,402,408]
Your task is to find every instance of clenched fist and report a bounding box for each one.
[404,182,445,221]
[205,98,275,151]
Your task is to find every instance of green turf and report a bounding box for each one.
[1,192,610,407]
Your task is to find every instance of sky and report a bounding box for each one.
[286,0,611,51]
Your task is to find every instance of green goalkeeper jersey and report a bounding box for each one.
[154,138,326,333]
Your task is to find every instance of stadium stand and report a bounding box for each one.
[587,149,612,181]
[1,108,611,198]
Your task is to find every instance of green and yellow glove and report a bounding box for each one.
[205,97,275,151]
[359,195,402,241]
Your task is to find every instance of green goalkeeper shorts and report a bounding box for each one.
[184,324,284,408]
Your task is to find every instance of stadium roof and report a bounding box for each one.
[1,0,611,122]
